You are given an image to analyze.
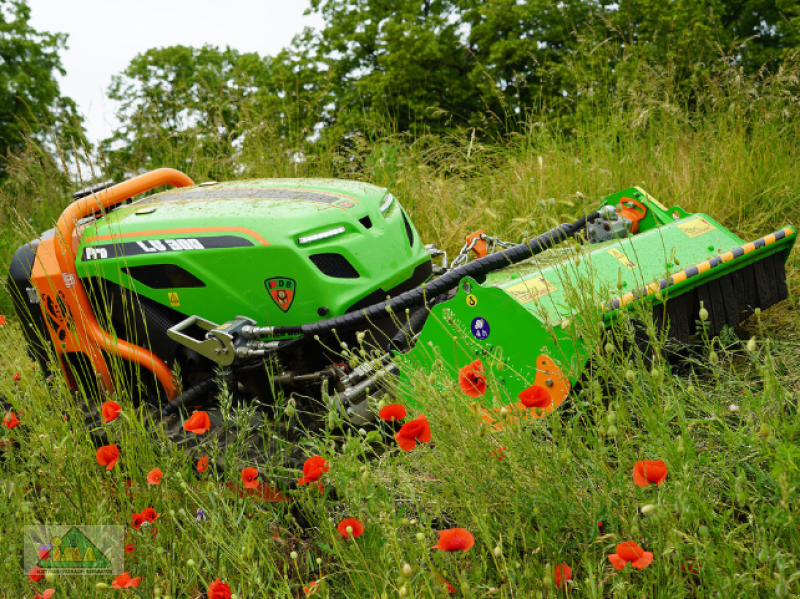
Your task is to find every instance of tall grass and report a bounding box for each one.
[0,48,799,598]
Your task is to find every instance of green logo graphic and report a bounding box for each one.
[39,527,111,570]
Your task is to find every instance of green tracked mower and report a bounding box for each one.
[6,168,795,453]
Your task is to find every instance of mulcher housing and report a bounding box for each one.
[7,170,796,424]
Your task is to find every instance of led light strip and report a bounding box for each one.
[298,226,346,245]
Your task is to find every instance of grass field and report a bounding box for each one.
[1,54,800,599]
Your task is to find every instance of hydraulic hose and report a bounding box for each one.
[272,214,598,340]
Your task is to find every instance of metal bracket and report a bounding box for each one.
[167,315,258,366]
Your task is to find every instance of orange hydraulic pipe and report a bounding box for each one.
[54,168,195,399]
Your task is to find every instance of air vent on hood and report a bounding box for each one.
[123,265,206,289]
[402,211,415,247]
[309,253,360,279]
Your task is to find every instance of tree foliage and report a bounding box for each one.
[0,0,84,177]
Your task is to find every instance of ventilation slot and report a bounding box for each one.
[359,216,373,229]
[309,253,360,279]
[402,211,415,247]
[123,264,206,289]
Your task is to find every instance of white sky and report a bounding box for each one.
[28,0,323,144]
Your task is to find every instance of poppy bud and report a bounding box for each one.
[699,526,709,538]
[677,437,685,454]
[96,583,109,589]
[461,581,470,593]
[605,343,614,355]
[316,557,323,565]
[674,256,681,265]
[493,546,502,557]
[402,563,413,578]
[640,504,656,516]
[606,425,618,437]
[607,411,616,424]
[429,372,436,384]
[699,302,708,322]
[45,571,55,582]
[416,532,425,542]
[154,588,162,597]
[776,582,788,598]
[575,255,582,267]
[187,558,196,567]
[687,384,695,394]
[754,307,761,317]
[746,336,757,352]
[651,367,659,378]
[758,547,769,562]
[625,370,635,383]
[759,424,770,438]
[284,405,295,418]
[708,351,718,365]
[290,551,298,560]
[561,319,571,329]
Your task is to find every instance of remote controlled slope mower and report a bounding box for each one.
[7,168,796,425]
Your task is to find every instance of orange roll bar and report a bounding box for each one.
[53,168,195,399]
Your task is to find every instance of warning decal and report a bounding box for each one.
[168,292,180,307]
[505,277,557,304]
[678,217,715,238]
[608,248,637,269]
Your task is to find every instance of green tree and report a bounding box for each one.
[0,0,84,177]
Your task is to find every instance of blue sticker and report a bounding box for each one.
[471,317,490,340]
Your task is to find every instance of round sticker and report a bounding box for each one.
[466,294,478,307]
[471,317,490,340]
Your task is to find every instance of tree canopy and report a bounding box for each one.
[0,0,83,176]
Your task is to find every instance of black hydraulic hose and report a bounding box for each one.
[162,378,220,416]
[272,213,598,340]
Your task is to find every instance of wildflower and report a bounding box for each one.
[402,563,413,578]
[432,528,475,552]
[681,560,700,575]
[298,456,329,491]
[552,564,573,589]
[146,468,163,486]
[394,414,431,451]
[640,504,657,516]
[303,580,318,595]
[492,446,506,461]
[435,574,456,593]
[141,507,161,523]
[101,400,121,423]
[519,384,552,409]
[96,444,120,471]
[379,403,407,422]
[33,590,55,599]
[124,544,135,554]
[241,466,259,489]
[608,541,653,570]
[29,566,45,582]
[197,456,209,473]
[337,518,365,539]
[38,544,52,560]
[112,572,141,588]
[458,359,487,397]
[183,410,211,434]
[13,372,21,381]
[131,513,146,530]
[632,460,668,487]
[207,578,232,599]
[3,411,21,429]
[196,509,207,523]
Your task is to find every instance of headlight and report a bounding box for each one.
[298,226,346,245]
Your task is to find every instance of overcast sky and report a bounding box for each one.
[29,0,323,144]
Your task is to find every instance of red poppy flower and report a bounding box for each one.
[140,507,160,522]
[632,460,668,487]
[124,543,136,554]
[28,566,45,582]
[303,580,318,595]
[183,410,211,434]
[608,541,653,570]
[492,446,506,461]
[112,572,141,588]
[519,384,552,408]
[241,466,259,489]
[552,563,573,588]
[379,403,407,422]
[13,372,21,381]
[38,547,51,560]
[458,359,487,397]
[146,468,163,486]
[207,578,232,599]
[298,456,329,488]
[33,590,55,599]
[131,513,146,529]
[337,518,365,539]
[101,400,121,423]
[432,528,475,552]
[435,574,456,593]
[151,528,159,539]
[3,411,21,429]
[681,560,700,575]
[197,456,209,473]
[96,444,120,470]
[394,414,432,451]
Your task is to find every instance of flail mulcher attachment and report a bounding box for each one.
[7,167,796,453]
